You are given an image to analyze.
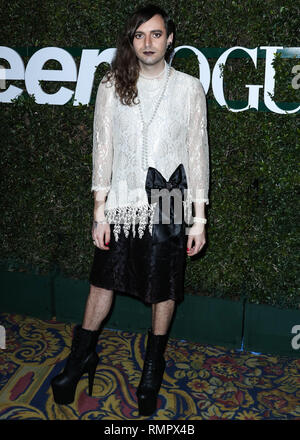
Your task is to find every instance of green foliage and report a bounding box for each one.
[0,0,299,309]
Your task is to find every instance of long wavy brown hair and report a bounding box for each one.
[103,3,176,106]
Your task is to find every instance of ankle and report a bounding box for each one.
[81,325,100,332]
[150,327,168,337]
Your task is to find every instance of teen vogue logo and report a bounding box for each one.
[291,325,300,350]
[0,325,5,349]
[0,45,299,114]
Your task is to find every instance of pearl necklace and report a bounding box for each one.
[138,62,171,171]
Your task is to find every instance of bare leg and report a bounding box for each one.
[82,285,114,331]
[151,299,175,335]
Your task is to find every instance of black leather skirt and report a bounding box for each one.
[88,164,189,305]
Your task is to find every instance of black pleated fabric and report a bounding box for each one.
[88,164,189,305]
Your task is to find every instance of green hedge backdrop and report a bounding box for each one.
[0,0,299,311]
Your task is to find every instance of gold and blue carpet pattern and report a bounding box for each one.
[0,313,299,420]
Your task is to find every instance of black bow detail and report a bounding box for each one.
[145,163,187,243]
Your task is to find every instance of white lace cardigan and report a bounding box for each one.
[91,60,210,242]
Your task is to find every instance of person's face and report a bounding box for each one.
[132,14,173,67]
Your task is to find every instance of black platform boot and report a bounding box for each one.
[136,328,169,416]
[51,325,100,404]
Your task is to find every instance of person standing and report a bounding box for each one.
[51,3,209,417]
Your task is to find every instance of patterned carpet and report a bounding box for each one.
[0,312,299,420]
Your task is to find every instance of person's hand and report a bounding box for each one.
[186,223,206,257]
[92,220,110,250]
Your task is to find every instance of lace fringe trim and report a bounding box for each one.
[104,202,157,242]
[104,199,194,242]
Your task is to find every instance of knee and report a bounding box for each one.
[90,284,113,296]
